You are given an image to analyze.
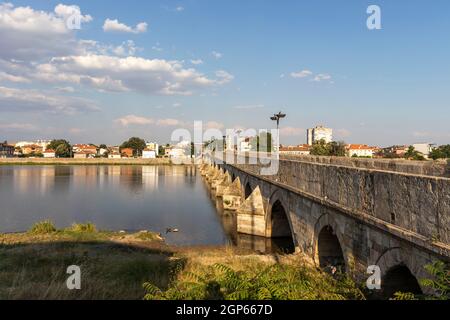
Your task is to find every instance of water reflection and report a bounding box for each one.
[203,177,294,254]
[1,165,292,253]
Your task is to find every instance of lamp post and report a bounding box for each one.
[270,111,286,130]
[270,112,286,153]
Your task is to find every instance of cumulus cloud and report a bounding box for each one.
[103,19,148,34]
[290,70,312,78]
[205,121,224,130]
[0,71,30,83]
[114,115,154,126]
[0,3,90,61]
[27,55,232,95]
[313,73,332,82]
[212,51,223,59]
[190,59,203,65]
[290,69,333,83]
[0,86,99,114]
[215,70,234,84]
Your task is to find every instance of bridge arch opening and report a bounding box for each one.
[269,200,295,253]
[317,226,345,272]
[381,265,422,299]
[231,173,236,182]
[244,183,253,199]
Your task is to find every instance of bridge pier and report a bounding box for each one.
[236,186,267,236]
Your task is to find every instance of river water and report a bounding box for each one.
[0,165,292,252]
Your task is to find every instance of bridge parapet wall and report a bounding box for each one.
[218,154,450,246]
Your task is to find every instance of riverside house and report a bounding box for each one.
[0,141,14,158]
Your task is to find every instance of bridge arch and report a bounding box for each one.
[313,214,349,273]
[374,247,425,298]
[266,192,296,253]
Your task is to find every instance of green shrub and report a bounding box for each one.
[28,220,57,234]
[70,223,97,233]
[143,263,365,300]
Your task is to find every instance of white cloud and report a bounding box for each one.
[290,70,313,78]
[115,115,187,127]
[156,118,182,127]
[212,51,223,59]
[0,122,38,131]
[280,127,304,137]
[176,6,184,12]
[0,3,90,61]
[28,55,232,95]
[112,40,139,56]
[115,115,154,126]
[215,70,234,84]
[190,59,203,65]
[55,86,75,93]
[103,19,148,34]
[54,4,92,23]
[0,86,99,114]
[0,72,29,83]
[313,73,332,82]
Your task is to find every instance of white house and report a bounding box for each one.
[346,144,375,158]
[142,148,157,159]
[43,149,56,158]
[108,152,121,159]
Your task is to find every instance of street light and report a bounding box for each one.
[270,111,286,130]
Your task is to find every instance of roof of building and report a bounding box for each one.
[280,145,311,152]
[43,149,55,153]
[346,144,375,150]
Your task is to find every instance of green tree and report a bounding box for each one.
[120,137,146,156]
[99,144,107,150]
[310,139,330,156]
[47,140,72,158]
[329,141,347,157]
[429,145,450,160]
[404,146,425,161]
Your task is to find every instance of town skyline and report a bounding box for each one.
[1,1,450,146]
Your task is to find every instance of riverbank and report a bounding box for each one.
[0,158,174,166]
[0,222,366,300]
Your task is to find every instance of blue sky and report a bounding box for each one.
[0,0,449,146]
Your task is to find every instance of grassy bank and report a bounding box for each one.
[1,221,446,300]
[0,158,174,166]
[0,221,368,300]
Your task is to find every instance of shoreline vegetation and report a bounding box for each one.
[0,158,175,166]
[0,221,447,300]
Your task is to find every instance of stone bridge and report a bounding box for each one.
[199,153,449,298]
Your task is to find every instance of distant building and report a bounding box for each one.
[43,149,56,158]
[142,148,157,159]
[279,144,311,156]
[381,145,409,158]
[74,151,96,159]
[121,148,134,158]
[346,144,376,158]
[73,144,97,155]
[108,152,121,159]
[22,144,43,155]
[15,140,51,152]
[0,141,14,158]
[146,142,159,153]
[307,126,333,146]
[412,143,434,159]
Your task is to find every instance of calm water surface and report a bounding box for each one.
[0,165,292,252]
